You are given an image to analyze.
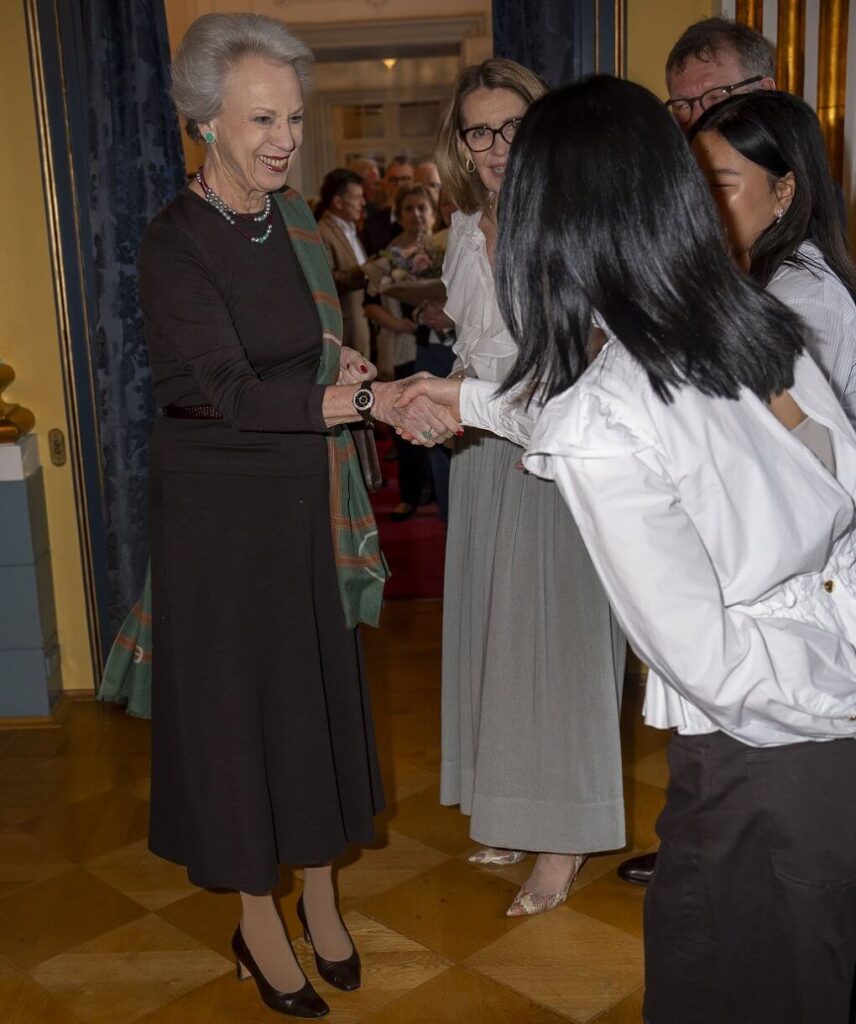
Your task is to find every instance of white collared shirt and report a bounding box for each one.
[459,341,856,748]
[767,242,856,425]
[330,214,368,265]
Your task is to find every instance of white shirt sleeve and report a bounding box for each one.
[767,260,856,426]
[458,378,539,449]
[541,445,856,744]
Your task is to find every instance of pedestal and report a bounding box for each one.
[0,435,63,717]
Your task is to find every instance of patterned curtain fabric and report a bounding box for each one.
[492,0,591,87]
[78,0,186,635]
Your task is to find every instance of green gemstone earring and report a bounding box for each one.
[203,131,216,144]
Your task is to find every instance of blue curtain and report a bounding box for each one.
[493,0,613,86]
[78,0,186,636]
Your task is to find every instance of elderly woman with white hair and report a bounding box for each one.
[143,13,459,1018]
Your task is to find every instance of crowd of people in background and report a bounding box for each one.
[312,153,459,521]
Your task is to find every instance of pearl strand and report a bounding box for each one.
[195,169,273,244]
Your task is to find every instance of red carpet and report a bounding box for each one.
[370,428,446,599]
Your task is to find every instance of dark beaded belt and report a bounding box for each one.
[162,403,222,420]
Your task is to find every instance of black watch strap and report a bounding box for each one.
[353,380,375,423]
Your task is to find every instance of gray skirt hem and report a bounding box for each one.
[441,761,627,853]
[442,430,626,853]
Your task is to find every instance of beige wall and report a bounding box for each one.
[0,4,93,691]
[627,0,716,99]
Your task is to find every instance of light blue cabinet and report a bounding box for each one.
[0,436,62,716]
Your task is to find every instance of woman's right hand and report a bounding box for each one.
[395,375,463,423]
[397,317,418,334]
[372,377,461,446]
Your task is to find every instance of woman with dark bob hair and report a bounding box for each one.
[143,12,458,1018]
[398,76,856,1023]
[690,90,856,424]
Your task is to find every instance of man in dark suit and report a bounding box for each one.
[360,155,414,256]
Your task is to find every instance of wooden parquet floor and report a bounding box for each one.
[0,600,666,1024]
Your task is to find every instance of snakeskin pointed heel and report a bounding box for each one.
[506,854,587,917]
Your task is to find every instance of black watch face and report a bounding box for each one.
[354,387,374,413]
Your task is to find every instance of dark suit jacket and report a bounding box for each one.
[360,208,401,258]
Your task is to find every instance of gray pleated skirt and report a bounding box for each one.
[441,429,627,853]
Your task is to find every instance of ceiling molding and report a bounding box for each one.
[295,16,488,63]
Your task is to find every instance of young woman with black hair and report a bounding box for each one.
[690,90,856,424]
[397,75,856,1023]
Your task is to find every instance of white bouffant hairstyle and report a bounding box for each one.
[170,13,313,142]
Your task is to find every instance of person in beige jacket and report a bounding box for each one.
[317,169,371,358]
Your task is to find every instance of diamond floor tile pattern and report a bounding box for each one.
[359,964,572,1024]
[30,914,233,1024]
[466,907,645,1023]
[0,599,666,1021]
[360,855,528,960]
[0,867,146,970]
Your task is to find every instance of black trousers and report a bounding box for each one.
[414,342,456,523]
[393,361,428,507]
[644,731,856,1024]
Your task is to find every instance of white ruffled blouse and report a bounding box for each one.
[460,340,856,747]
[442,210,518,384]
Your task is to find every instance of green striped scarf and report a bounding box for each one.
[274,189,389,628]
[99,189,388,718]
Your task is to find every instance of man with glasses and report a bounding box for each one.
[361,155,415,256]
[664,16,775,132]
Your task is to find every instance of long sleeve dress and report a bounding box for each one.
[140,188,383,893]
[439,210,626,853]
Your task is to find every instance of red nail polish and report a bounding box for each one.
[360,364,368,372]
[456,429,465,437]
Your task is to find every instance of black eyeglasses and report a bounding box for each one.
[458,118,522,152]
[665,76,764,125]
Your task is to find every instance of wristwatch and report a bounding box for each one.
[353,380,375,424]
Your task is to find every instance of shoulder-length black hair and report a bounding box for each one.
[689,90,856,292]
[496,75,804,404]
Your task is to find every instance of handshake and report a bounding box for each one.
[338,347,465,447]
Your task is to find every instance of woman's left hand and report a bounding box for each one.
[338,347,377,385]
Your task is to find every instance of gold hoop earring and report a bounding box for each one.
[465,157,475,173]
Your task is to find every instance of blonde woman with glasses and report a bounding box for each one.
[432,59,627,916]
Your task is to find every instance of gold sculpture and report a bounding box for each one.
[0,362,36,443]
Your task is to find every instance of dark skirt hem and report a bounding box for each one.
[148,829,381,894]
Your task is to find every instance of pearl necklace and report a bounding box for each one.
[196,168,273,244]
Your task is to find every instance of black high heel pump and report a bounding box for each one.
[296,895,361,992]
[232,926,329,1018]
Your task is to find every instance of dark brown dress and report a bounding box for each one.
[141,188,383,893]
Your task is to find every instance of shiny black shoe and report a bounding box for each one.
[297,895,361,992]
[232,926,329,1018]
[617,851,658,886]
